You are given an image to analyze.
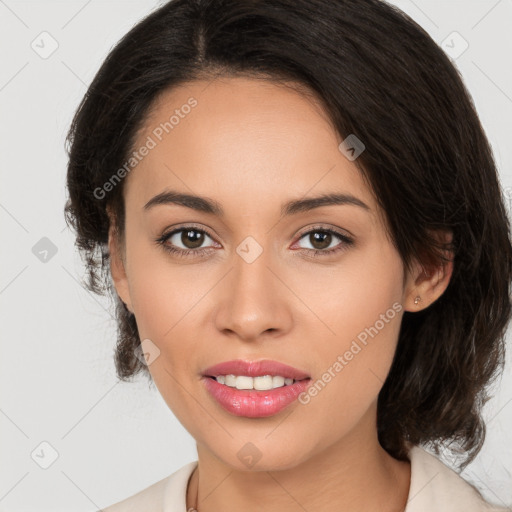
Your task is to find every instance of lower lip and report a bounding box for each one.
[202,376,312,418]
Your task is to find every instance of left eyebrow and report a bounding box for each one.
[143,189,371,216]
[281,193,371,216]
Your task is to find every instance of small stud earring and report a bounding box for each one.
[414,296,421,305]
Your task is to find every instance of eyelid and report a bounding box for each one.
[161,223,218,242]
[294,223,354,240]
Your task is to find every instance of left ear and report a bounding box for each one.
[403,229,454,312]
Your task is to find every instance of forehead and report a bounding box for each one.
[123,76,381,225]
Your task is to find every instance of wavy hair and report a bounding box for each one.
[64,0,512,470]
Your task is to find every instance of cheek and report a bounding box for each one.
[294,319,402,447]
[124,240,220,418]
[125,244,202,421]
[292,235,404,348]
[293,241,404,420]
[126,237,208,340]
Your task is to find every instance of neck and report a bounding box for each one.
[186,405,411,512]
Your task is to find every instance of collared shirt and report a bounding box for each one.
[99,445,511,511]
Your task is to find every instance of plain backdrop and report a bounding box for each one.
[1,1,511,510]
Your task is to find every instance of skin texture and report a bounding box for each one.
[108,77,453,512]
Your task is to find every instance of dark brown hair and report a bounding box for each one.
[64,0,512,470]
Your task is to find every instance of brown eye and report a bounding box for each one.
[308,231,332,250]
[179,229,206,249]
[156,226,217,258]
[293,227,354,258]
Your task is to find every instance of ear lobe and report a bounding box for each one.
[107,207,133,313]
[404,230,454,312]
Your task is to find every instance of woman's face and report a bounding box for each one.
[110,76,418,470]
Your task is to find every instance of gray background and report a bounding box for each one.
[1,1,511,510]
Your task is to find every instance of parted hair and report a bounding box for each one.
[64,0,512,469]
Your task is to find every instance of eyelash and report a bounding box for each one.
[155,224,354,259]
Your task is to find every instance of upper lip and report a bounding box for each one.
[202,359,310,380]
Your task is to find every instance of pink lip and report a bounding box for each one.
[202,359,310,380]
[201,359,312,418]
[202,376,312,418]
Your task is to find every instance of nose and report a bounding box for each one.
[213,247,293,342]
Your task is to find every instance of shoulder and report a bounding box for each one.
[405,445,511,512]
[97,461,198,512]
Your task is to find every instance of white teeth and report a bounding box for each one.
[270,376,285,389]
[214,374,297,390]
[225,374,237,386]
